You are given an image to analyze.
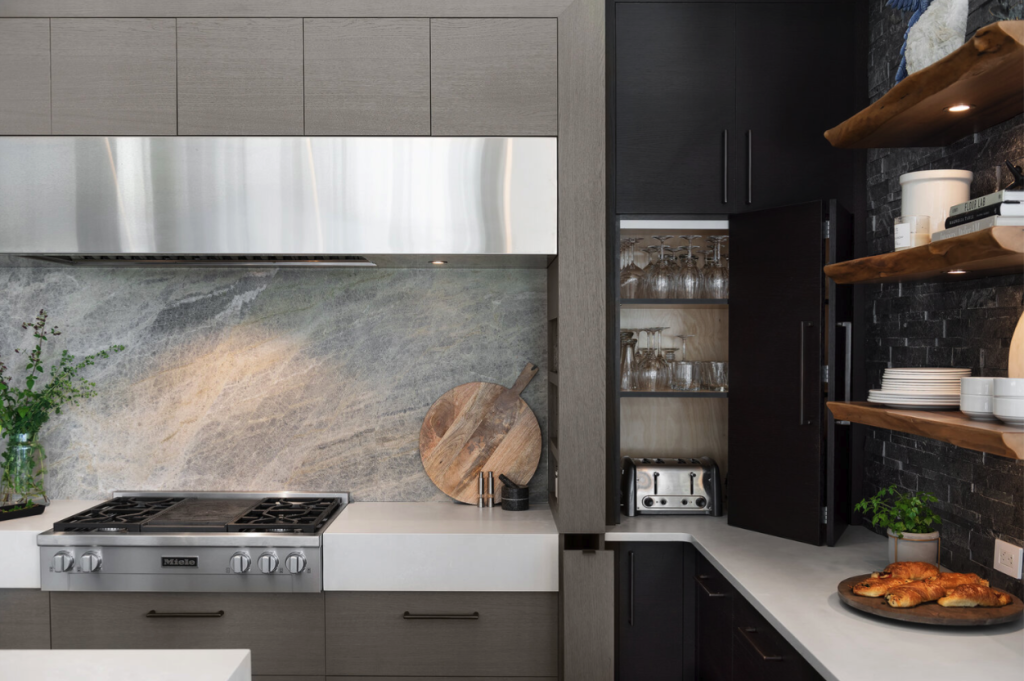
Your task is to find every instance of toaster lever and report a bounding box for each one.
[689,471,696,495]
[653,472,660,495]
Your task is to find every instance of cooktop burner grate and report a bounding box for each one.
[227,498,342,534]
[53,497,186,533]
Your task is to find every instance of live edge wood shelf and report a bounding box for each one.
[824,21,1024,149]
[823,225,1024,285]
[827,401,1024,460]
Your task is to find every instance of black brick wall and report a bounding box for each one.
[862,0,1024,597]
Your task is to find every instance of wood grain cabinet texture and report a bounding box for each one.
[430,19,558,136]
[304,18,430,135]
[325,591,558,677]
[0,589,50,649]
[177,18,304,135]
[0,19,51,134]
[50,592,326,676]
[50,18,176,135]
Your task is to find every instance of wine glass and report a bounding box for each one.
[678,237,703,299]
[643,236,673,299]
[675,334,695,361]
[637,327,661,391]
[704,236,728,299]
[619,238,643,299]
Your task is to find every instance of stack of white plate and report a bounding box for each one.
[868,367,971,410]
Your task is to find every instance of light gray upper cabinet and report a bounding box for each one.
[177,19,304,135]
[0,19,51,134]
[51,19,176,135]
[304,18,430,136]
[430,19,558,136]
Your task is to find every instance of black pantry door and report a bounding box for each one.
[728,201,828,546]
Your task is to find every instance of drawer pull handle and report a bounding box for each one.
[695,575,726,597]
[146,610,225,618]
[737,626,783,661]
[402,611,480,620]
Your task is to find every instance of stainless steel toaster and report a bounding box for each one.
[621,457,723,517]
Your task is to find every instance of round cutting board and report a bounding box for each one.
[419,364,542,504]
[837,575,1024,626]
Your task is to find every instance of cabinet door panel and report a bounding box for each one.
[695,553,733,681]
[0,19,50,134]
[734,3,856,211]
[616,3,736,214]
[51,18,176,135]
[616,543,684,681]
[0,589,50,649]
[304,18,429,135]
[431,19,557,136]
[178,18,303,135]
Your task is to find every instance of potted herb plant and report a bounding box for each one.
[0,310,124,520]
[855,484,942,565]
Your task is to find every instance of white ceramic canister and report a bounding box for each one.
[900,169,973,234]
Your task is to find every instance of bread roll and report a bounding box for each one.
[872,561,940,581]
[927,572,989,590]
[938,585,1012,608]
[884,581,947,608]
[852,577,912,597]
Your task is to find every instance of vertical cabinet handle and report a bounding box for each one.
[628,551,635,626]
[746,130,753,205]
[798,322,814,426]
[737,627,783,661]
[722,130,729,204]
[839,321,853,403]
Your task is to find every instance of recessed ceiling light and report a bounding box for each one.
[430,260,448,265]
[947,269,967,274]
[947,104,971,113]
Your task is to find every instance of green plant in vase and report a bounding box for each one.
[0,310,124,514]
[855,484,943,565]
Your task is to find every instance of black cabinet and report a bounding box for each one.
[695,553,734,681]
[614,2,857,215]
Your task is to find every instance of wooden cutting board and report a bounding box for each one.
[1010,310,1024,378]
[419,364,542,504]
[837,574,1024,626]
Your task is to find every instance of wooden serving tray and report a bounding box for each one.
[838,575,1024,627]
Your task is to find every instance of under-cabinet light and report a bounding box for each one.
[430,260,448,265]
[947,104,971,113]
[947,269,967,274]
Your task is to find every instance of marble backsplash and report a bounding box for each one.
[0,265,548,503]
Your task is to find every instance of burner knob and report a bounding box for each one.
[285,552,307,575]
[257,552,279,574]
[80,551,102,573]
[229,552,251,574]
[52,551,75,573]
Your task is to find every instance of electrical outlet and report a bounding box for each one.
[994,538,1023,579]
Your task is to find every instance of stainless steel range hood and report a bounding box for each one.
[0,137,557,268]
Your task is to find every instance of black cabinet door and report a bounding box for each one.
[616,542,685,681]
[615,3,737,214]
[695,553,733,681]
[827,202,855,547]
[732,595,825,681]
[734,3,857,212]
[728,201,827,545]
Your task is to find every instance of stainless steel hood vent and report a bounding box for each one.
[0,137,557,268]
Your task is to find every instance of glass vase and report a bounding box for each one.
[1,431,48,509]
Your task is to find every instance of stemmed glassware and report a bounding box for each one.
[619,238,643,299]
[703,236,729,299]
[677,236,704,299]
[642,236,674,299]
[619,330,639,391]
[638,326,670,391]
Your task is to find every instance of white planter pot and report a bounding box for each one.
[900,169,973,235]
[887,529,940,565]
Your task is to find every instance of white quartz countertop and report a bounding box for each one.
[605,515,1024,681]
[0,649,251,681]
[0,499,99,588]
[323,502,558,592]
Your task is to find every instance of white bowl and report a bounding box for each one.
[994,378,1024,398]
[960,377,993,396]
[993,397,1024,426]
[960,394,996,421]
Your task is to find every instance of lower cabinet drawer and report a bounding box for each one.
[51,592,325,676]
[325,592,557,677]
[732,595,823,681]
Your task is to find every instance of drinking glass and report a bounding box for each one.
[619,238,643,299]
[670,361,699,391]
[638,327,670,391]
[643,236,673,299]
[620,331,639,391]
[707,361,728,392]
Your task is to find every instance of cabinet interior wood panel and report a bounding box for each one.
[50,18,176,135]
[50,592,326,676]
[0,589,50,649]
[620,398,728,477]
[177,18,304,135]
[0,19,50,134]
[304,18,429,135]
[431,18,557,136]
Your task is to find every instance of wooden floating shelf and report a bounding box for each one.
[827,401,1023,460]
[621,298,728,308]
[825,21,1024,148]
[621,391,728,398]
[824,225,1024,285]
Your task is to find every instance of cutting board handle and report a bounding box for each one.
[509,363,539,396]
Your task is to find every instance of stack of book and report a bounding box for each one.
[933,189,1024,242]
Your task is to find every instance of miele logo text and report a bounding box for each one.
[161,557,198,568]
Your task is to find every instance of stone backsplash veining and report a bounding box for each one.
[0,266,548,503]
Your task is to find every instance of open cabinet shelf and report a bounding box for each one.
[621,299,728,308]
[827,401,1023,460]
[824,21,1024,148]
[824,225,1024,284]
[621,391,727,398]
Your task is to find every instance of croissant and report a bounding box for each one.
[852,577,912,597]
[872,561,940,581]
[938,585,1012,608]
[884,581,948,608]
[926,572,989,590]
